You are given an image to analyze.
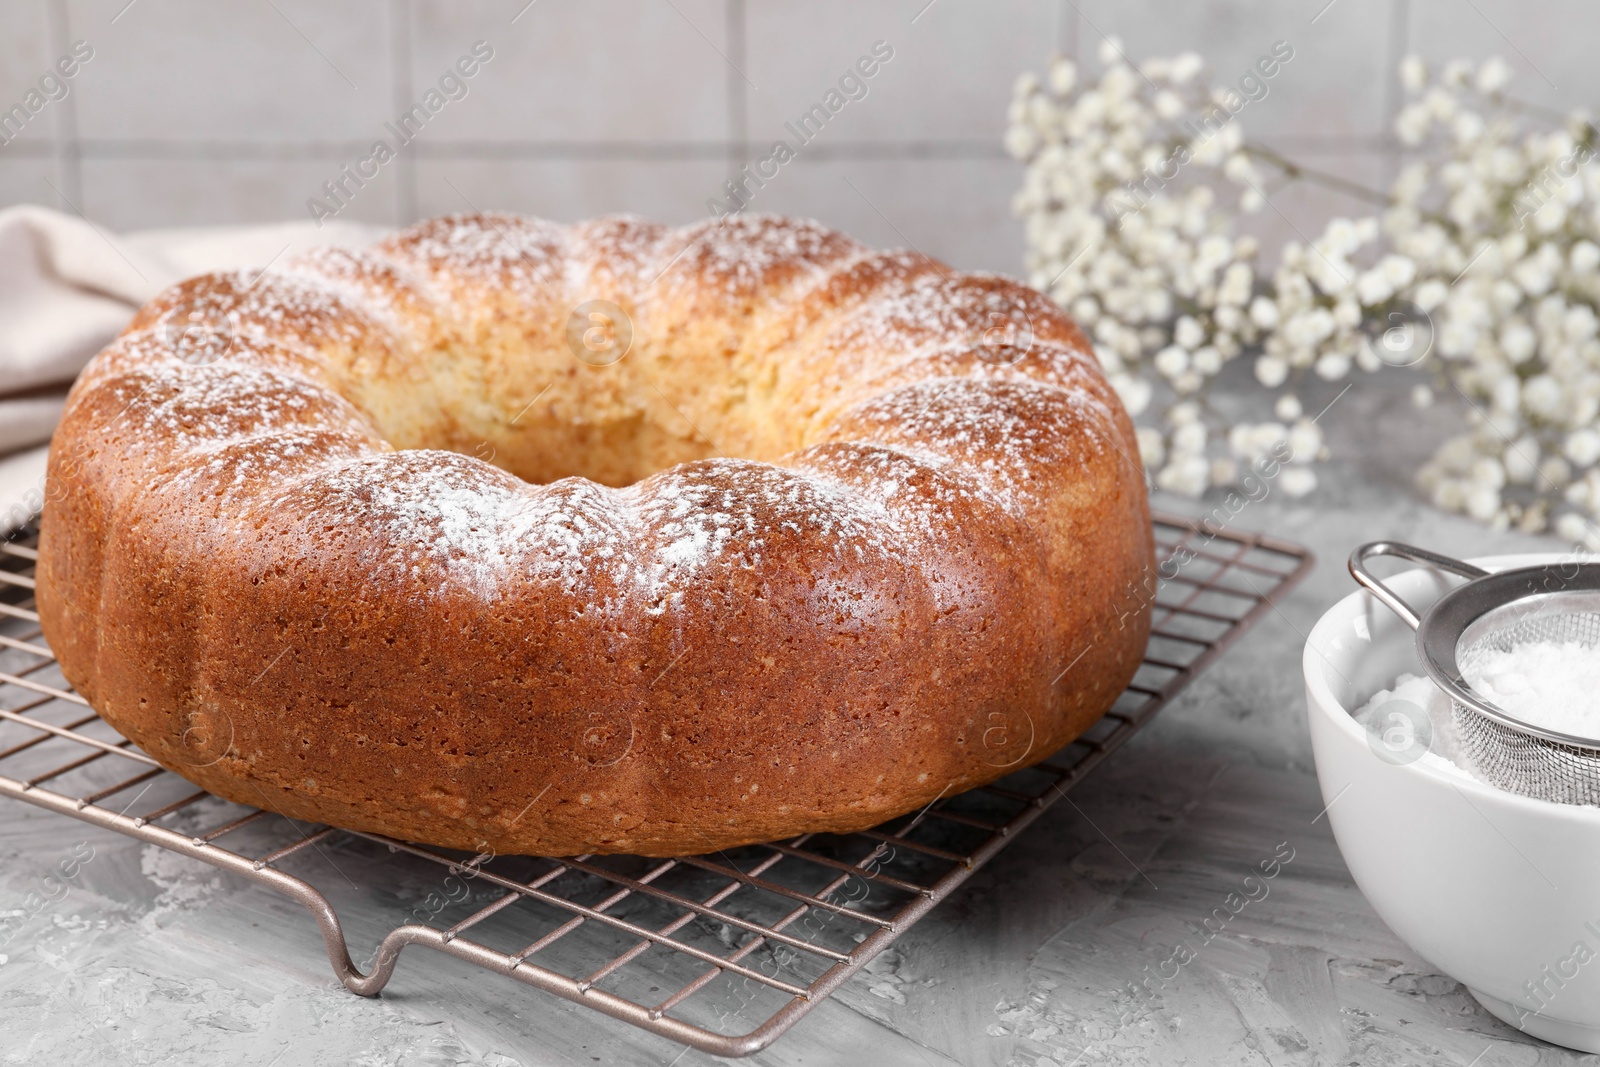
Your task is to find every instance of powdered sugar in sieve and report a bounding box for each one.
[1350,541,1600,806]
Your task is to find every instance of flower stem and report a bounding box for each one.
[1494,91,1600,144]
[1495,92,1576,125]
[1241,144,1394,207]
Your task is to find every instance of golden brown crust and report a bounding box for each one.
[36,212,1153,857]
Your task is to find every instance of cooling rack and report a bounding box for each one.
[0,511,1311,1058]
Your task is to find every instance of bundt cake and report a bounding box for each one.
[35,212,1153,858]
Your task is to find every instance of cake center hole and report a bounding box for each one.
[368,306,795,486]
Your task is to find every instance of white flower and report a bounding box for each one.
[1136,426,1166,467]
[1539,455,1570,488]
[1324,218,1359,254]
[1439,319,1479,357]
[1287,420,1323,462]
[1173,421,1207,455]
[1356,270,1393,305]
[1466,485,1500,521]
[1154,344,1189,377]
[1049,59,1078,96]
[1414,279,1449,311]
[1355,336,1383,372]
[1170,52,1203,84]
[1168,401,1201,425]
[1513,256,1555,296]
[1249,296,1279,328]
[1566,429,1600,467]
[1499,322,1537,362]
[1174,315,1205,349]
[1394,163,1429,205]
[1400,55,1427,93]
[1219,262,1253,305]
[1565,304,1598,342]
[1524,375,1564,420]
[1314,352,1351,379]
[1012,44,1600,524]
[1231,422,1287,458]
[1452,110,1485,144]
[1471,456,1506,490]
[1475,57,1511,94]
[1255,355,1289,387]
[1396,106,1430,146]
[1379,254,1417,288]
[1557,512,1592,544]
[1433,479,1467,511]
[1284,308,1337,347]
[1111,373,1153,416]
[1280,467,1318,497]
[1156,455,1210,496]
[1005,125,1039,159]
[1503,438,1539,483]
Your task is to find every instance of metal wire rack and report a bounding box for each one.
[0,511,1311,1058]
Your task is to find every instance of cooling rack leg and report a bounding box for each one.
[0,771,385,994]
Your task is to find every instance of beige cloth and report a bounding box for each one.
[0,205,383,535]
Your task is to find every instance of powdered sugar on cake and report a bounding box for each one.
[70,211,1136,611]
[832,377,1119,514]
[278,452,526,599]
[655,215,862,300]
[629,458,919,615]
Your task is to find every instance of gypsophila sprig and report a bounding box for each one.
[1008,37,1324,498]
[1390,59,1600,539]
[1010,44,1600,536]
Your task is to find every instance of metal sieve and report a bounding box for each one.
[1350,541,1600,806]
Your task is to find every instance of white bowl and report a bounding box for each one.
[1305,552,1600,1053]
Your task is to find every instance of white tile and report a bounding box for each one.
[1409,0,1600,114]
[0,1,50,98]
[0,158,62,212]
[742,156,1027,275]
[79,157,403,230]
[65,0,393,141]
[413,157,730,226]
[1069,0,1395,143]
[745,0,1057,145]
[0,2,59,154]
[409,0,730,143]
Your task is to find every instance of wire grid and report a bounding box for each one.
[0,512,1311,1058]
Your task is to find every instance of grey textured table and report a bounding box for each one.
[1,376,1589,1066]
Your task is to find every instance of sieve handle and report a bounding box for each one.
[1348,542,1490,631]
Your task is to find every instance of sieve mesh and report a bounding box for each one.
[1349,542,1600,808]
[1454,601,1600,805]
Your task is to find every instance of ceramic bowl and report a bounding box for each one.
[1305,552,1600,1052]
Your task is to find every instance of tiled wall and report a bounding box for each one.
[0,0,1593,275]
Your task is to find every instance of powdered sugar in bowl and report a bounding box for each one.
[1306,552,1600,1053]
